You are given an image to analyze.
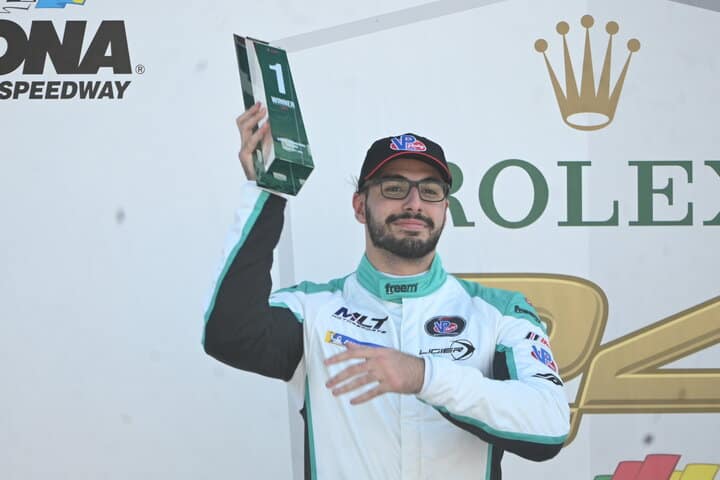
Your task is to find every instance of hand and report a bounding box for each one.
[235,102,272,181]
[324,343,425,405]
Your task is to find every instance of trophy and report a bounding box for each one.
[234,35,314,195]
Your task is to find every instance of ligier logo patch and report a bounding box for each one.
[531,345,557,372]
[425,316,466,337]
[389,134,427,152]
[419,339,475,361]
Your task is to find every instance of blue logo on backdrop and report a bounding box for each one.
[0,0,86,13]
[36,0,86,8]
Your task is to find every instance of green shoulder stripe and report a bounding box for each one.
[269,274,348,325]
[269,301,304,323]
[305,376,318,479]
[274,276,348,296]
[456,278,546,332]
[496,344,518,379]
[456,277,517,313]
[203,190,270,328]
[435,405,568,445]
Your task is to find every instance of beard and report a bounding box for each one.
[366,204,444,259]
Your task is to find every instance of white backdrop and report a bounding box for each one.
[1,0,718,478]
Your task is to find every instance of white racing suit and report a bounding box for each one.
[203,182,570,479]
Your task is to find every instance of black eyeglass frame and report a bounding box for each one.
[360,176,450,202]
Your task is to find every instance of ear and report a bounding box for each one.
[352,192,367,224]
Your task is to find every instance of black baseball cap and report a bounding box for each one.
[358,133,452,190]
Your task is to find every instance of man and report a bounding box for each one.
[203,102,570,479]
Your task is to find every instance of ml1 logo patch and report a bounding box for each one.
[425,316,466,337]
[332,307,388,334]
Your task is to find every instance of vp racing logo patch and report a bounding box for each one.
[389,134,426,152]
[531,345,558,372]
[425,316,466,337]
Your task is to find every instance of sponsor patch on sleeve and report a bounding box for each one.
[530,345,558,372]
[525,331,550,347]
[324,331,382,349]
[533,372,564,386]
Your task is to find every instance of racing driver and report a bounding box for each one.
[203,102,570,479]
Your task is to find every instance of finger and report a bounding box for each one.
[244,122,270,151]
[350,385,385,405]
[331,373,376,396]
[241,108,267,143]
[325,361,369,388]
[324,345,376,366]
[235,102,262,129]
[237,104,267,141]
[239,122,270,168]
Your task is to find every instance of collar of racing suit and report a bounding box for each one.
[356,254,447,303]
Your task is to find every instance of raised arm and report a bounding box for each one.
[202,104,303,381]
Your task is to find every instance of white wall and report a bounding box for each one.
[1,0,718,478]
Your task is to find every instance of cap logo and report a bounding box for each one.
[389,135,427,152]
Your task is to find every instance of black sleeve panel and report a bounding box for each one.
[203,194,303,381]
[438,409,564,462]
[435,348,564,463]
[438,348,563,462]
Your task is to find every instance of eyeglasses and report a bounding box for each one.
[363,177,450,202]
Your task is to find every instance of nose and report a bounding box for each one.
[402,184,424,211]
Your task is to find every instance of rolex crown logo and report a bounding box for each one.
[535,15,641,131]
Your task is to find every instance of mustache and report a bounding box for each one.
[386,212,435,229]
